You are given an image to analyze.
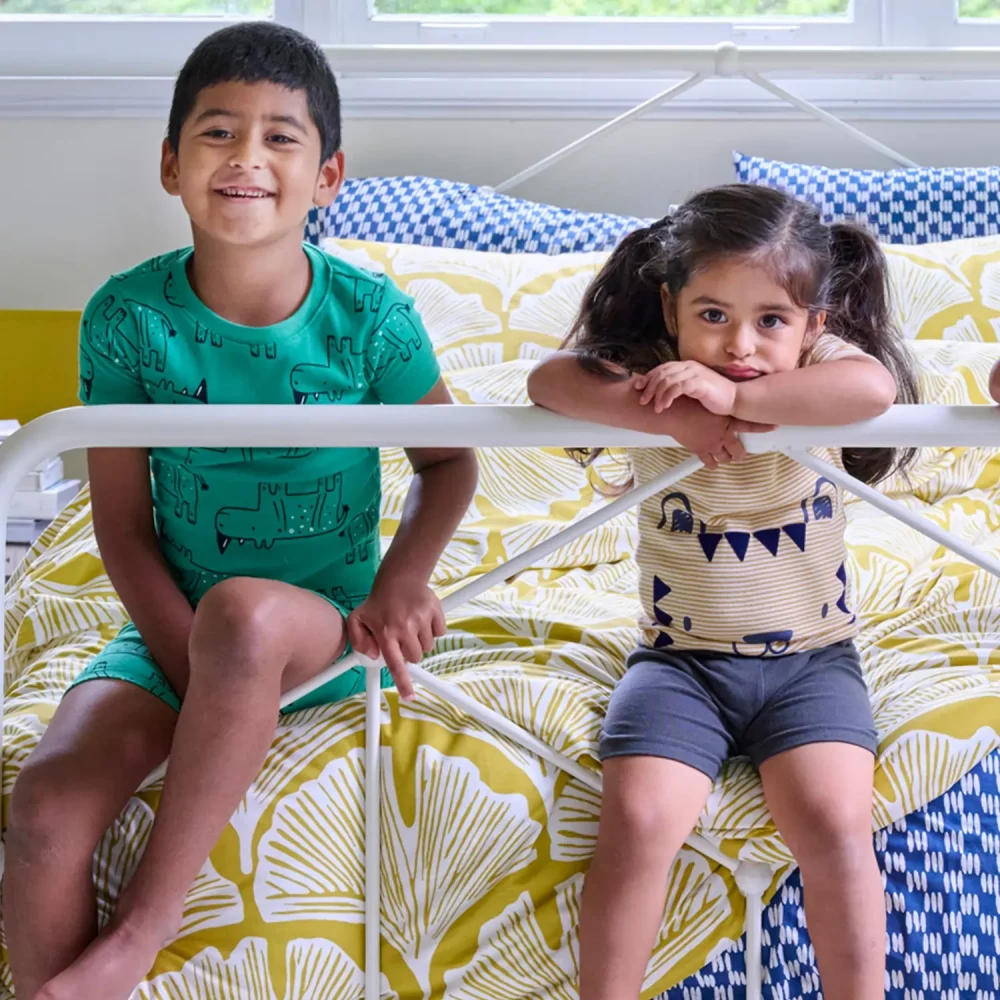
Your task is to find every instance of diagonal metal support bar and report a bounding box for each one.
[496,73,705,194]
[743,71,918,168]
[788,448,1000,579]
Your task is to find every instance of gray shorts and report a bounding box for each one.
[600,640,877,779]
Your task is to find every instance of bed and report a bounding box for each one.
[3,227,1000,998]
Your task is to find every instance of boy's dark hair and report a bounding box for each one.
[566,183,919,486]
[168,22,341,162]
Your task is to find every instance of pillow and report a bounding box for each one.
[307,175,647,254]
[883,235,1000,341]
[321,237,609,369]
[735,152,1000,245]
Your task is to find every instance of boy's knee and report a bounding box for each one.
[603,782,676,847]
[9,758,95,858]
[191,578,286,670]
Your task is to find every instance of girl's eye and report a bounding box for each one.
[759,314,785,330]
[700,309,727,324]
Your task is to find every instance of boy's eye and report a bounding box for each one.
[202,129,232,139]
[700,308,727,324]
[268,134,297,145]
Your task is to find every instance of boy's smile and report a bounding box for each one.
[161,80,341,249]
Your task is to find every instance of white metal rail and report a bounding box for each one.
[2,403,1000,999]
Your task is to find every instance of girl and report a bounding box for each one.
[527,184,918,1000]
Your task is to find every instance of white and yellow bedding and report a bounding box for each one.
[3,237,1000,999]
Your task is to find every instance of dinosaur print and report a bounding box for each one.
[163,271,184,308]
[215,474,348,554]
[250,342,278,360]
[113,250,185,281]
[160,527,226,597]
[318,586,369,613]
[80,349,95,402]
[194,322,223,348]
[290,336,364,404]
[157,464,208,525]
[375,303,424,363]
[353,274,385,314]
[184,446,315,465]
[83,293,137,367]
[341,508,379,565]
[156,378,208,405]
[126,300,176,372]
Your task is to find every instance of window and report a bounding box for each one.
[1,1,267,11]
[0,0,302,77]
[336,0,877,45]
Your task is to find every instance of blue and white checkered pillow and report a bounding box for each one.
[306,175,648,254]
[734,152,1000,244]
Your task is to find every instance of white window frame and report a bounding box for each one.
[333,0,883,47]
[0,0,303,79]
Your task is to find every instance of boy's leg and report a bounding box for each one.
[759,742,883,1000]
[39,577,347,1000]
[4,680,176,1000]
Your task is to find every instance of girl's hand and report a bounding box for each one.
[634,361,738,416]
[347,577,446,701]
[663,407,773,470]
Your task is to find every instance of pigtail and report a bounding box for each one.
[563,217,677,478]
[824,222,919,485]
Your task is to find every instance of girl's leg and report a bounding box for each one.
[583,653,730,1000]
[578,756,712,1000]
[38,577,348,1000]
[4,680,176,1000]
[759,742,883,1000]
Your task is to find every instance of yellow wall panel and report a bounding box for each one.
[0,311,81,424]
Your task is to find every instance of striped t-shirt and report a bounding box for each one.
[629,333,864,657]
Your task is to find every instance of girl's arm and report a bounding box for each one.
[731,357,898,426]
[89,448,196,696]
[526,351,765,468]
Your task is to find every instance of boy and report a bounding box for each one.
[4,23,478,1000]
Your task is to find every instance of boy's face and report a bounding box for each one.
[161,80,343,248]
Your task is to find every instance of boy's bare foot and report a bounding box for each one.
[36,914,175,1000]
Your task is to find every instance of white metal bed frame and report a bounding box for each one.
[4,43,1000,1000]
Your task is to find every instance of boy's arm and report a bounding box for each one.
[526,351,766,468]
[347,379,478,699]
[89,448,195,696]
[990,360,1000,403]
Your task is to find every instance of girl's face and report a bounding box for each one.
[662,256,824,382]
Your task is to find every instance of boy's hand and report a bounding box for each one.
[347,576,446,701]
[634,361,738,416]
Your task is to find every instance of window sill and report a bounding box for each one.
[5,75,1000,122]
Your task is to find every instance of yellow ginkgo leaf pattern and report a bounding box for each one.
[4,237,1000,999]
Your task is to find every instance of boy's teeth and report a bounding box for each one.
[221,187,270,198]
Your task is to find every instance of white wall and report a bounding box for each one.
[4,115,1000,311]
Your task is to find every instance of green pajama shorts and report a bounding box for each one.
[68,619,393,715]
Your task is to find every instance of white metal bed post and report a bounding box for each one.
[4,405,1000,1000]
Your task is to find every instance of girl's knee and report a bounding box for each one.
[793,804,874,873]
